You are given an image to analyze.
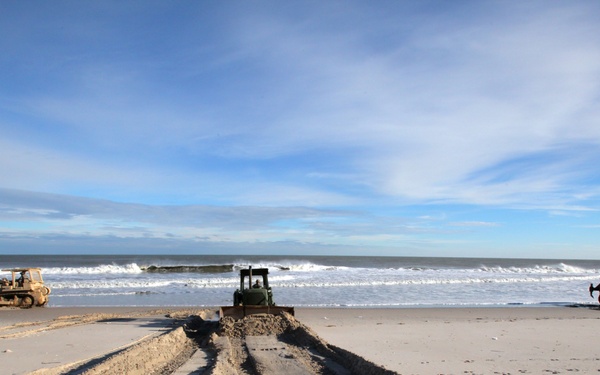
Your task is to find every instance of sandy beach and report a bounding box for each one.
[2,305,600,374]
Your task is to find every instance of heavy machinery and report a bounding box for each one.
[220,266,294,319]
[0,268,51,308]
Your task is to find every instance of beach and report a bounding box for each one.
[299,306,600,374]
[2,306,600,374]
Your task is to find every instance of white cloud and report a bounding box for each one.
[0,188,444,250]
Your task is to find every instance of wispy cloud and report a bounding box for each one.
[0,188,459,253]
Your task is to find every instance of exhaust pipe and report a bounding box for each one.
[248,266,253,289]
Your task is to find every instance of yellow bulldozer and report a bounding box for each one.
[0,268,51,308]
[220,266,294,319]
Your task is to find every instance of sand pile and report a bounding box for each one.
[30,326,197,375]
[219,312,300,337]
[213,312,398,375]
[76,327,194,375]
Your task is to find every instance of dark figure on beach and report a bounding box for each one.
[16,271,27,287]
[589,283,600,302]
[253,279,261,288]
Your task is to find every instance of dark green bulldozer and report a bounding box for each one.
[220,266,294,319]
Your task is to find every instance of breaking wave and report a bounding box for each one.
[43,263,144,275]
[41,261,347,275]
[476,263,594,274]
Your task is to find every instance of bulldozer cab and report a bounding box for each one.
[240,267,270,287]
[1,268,44,289]
[234,267,273,306]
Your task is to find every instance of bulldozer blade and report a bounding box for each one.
[220,305,295,320]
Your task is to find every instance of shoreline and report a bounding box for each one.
[2,305,600,374]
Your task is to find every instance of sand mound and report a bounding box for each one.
[213,312,398,375]
[30,326,196,375]
[76,326,194,375]
[219,312,299,337]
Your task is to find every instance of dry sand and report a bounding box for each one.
[1,305,600,374]
[298,306,600,374]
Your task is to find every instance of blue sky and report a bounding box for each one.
[1,1,599,258]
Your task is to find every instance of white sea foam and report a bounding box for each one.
[477,263,596,274]
[42,263,144,275]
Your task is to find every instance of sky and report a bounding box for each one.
[1,1,600,259]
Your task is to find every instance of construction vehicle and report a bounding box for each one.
[0,268,51,308]
[220,266,294,319]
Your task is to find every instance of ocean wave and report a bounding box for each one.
[141,264,235,273]
[42,263,144,275]
[41,262,338,276]
[136,261,341,274]
[314,262,598,275]
[477,263,595,274]
[231,262,345,272]
[279,263,347,272]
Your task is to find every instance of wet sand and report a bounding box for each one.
[2,306,600,374]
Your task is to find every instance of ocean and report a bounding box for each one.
[2,255,599,308]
